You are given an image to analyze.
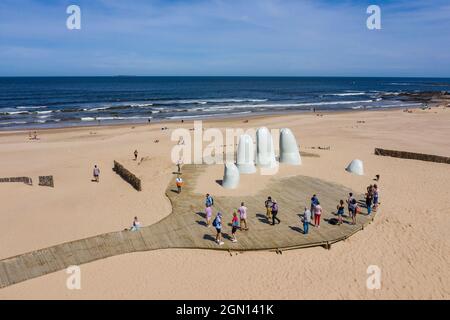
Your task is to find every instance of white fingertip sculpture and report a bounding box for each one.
[256,127,277,168]
[346,159,364,175]
[222,163,240,189]
[236,134,256,174]
[279,128,302,165]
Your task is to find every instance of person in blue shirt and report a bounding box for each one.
[213,212,224,245]
[205,193,214,207]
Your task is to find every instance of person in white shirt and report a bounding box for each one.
[238,202,248,231]
[130,216,141,231]
[303,207,311,234]
[93,165,100,182]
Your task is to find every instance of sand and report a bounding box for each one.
[0,107,449,299]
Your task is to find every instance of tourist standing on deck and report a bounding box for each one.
[134,150,138,161]
[303,207,311,234]
[213,212,224,245]
[313,201,322,227]
[349,198,358,225]
[205,204,213,227]
[337,200,345,225]
[373,184,380,211]
[205,193,214,207]
[271,200,280,225]
[238,202,248,231]
[365,190,373,215]
[175,175,183,194]
[231,210,239,243]
[265,196,273,221]
[311,194,319,220]
[93,165,100,182]
[346,192,354,217]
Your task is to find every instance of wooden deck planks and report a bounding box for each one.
[0,164,376,289]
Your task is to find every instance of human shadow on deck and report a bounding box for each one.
[289,226,305,234]
[196,220,207,227]
[196,211,206,219]
[256,213,271,224]
[203,234,216,242]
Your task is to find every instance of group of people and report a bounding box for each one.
[300,186,380,234]
[205,194,248,245]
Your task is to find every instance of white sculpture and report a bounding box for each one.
[256,127,277,168]
[279,128,301,165]
[346,159,364,175]
[236,134,256,174]
[222,163,240,189]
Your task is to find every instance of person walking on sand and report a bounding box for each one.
[265,196,273,221]
[313,201,322,227]
[238,202,248,231]
[205,193,214,207]
[129,216,141,231]
[336,200,345,225]
[231,210,240,243]
[134,150,138,161]
[303,207,311,234]
[271,200,280,225]
[175,175,183,194]
[93,165,100,182]
[205,204,213,227]
[176,158,183,173]
[212,212,224,245]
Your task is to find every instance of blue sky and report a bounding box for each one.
[0,0,449,77]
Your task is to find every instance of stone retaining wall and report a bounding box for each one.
[374,148,450,164]
[0,177,32,185]
[113,161,142,191]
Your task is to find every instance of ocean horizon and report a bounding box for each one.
[1,76,449,130]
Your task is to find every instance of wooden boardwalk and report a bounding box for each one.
[0,165,376,289]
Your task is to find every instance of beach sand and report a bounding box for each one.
[0,107,449,299]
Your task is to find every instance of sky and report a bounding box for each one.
[0,0,449,77]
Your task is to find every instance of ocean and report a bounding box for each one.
[0,76,449,130]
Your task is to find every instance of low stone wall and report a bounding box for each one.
[39,176,54,187]
[375,148,450,164]
[0,177,32,185]
[113,161,142,191]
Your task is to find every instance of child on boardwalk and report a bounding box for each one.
[175,175,183,193]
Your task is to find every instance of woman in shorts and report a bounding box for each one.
[231,210,240,243]
[336,200,345,225]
